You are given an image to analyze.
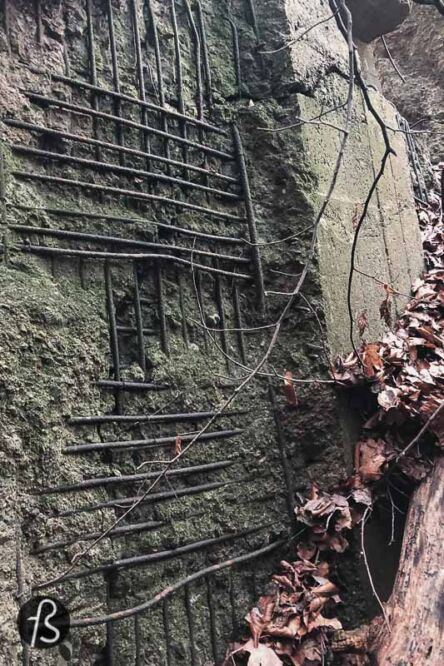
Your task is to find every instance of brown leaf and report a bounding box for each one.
[362,343,383,379]
[247,645,283,665]
[284,370,298,407]
[174,435,182,456]
[358,438,387,482]
[379,284,393,327]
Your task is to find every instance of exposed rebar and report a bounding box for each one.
[104,261,123,414]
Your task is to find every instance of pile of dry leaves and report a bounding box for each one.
[224,168,443,666]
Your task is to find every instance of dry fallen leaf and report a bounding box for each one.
[247,645,283,665]
[284,370,298,408]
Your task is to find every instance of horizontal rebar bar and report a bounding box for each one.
[12,145,241,201]
[68,409,245,426]
[10,242,251,280]
[64,428,243,454]
[26,67,228,136]
[32,520,165,554]
[12,171,245,223]
[116,325,155,335]
[70,539,286,626]
[39,460,234,494]
[95,380,169,391]
[5,118,236,184]
[10,224,249,264]
[57,480,229,517]
[10,203,244,244]
[23,91,234,161]
[36,524,265,587]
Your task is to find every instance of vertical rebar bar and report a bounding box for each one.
[177,268,190,347]
[106,0,125,165]
[232,282,246,364]
[195,270,208,350]
[146,0,170,166]
[183,0,203,120]
[16,532,30,666]
[130,0,152,172]
[34,0,42,45]
[268,380,295,523]
[228,16,241,99]
[0,145,9,265]
[206,574,218,664]
[162,598,172,666]
[232,124,265,313]
[133,262,146,375]
[196,0,213,109]
[184,584,197,666]
[246,0,260,41]
[105,575,114,666]
[85,0,101,161]
[134,614,142,665]
[228,569,237,635]
[214,266,230,372]
[171,0,189,177]
[2,0,10,50]
[104,261,123,414]
[155,263,169,355]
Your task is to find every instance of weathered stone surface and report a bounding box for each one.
[346,0,412,42]
[375,4,444,161]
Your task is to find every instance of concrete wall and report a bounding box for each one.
[0,1,423,664]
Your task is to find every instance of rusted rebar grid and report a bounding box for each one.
[398,115,429,204]
[6,119,235,184]
[33,520,165,554]
[70,540,285,627]
[12,171,245,222]
[35,525,267,586]
[65,427,243,454]
[130,0,152,172]
[106,0,125,163]
[184,584,198,666]
[9,225,249,265]
[116,324,155,336]
[40,460,234,494]
[196,1,213,108]
[232,124,265,311]
[194,270,209,350]
[22,91,234,161]
[12,144,241,200]
[10,204,244,244]
[25,67,228,135]
[105,261,123,414]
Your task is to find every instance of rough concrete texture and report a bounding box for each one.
[375,4,444,162]
[0,1,423,664]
